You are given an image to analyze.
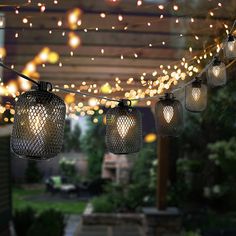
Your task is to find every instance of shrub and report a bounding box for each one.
[27,209,65,236]
[59,157,76,180]
[92,195,115,213]
[14,207,36,236]
[25,161,42,183]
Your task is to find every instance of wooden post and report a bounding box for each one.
[157,136,170,210]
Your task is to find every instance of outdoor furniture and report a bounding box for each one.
[60,184,76,198]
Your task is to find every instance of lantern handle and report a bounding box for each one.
[119,99,132,107]
[38,81,53,91]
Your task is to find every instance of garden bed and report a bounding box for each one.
[82,203,145,226]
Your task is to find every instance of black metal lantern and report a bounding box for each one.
[207,57,226,87]
[105,100,142,154]
[155,93,183,137]
[224,34,236,59]
[11,82,66,160]
[185,78,207,112]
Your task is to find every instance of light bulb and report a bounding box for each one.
[163,106,174,123]
[117,115,134,138]
[212,66,221,77]
[29,104,48,135]
[228,41,234,51]
[192,88,201,101]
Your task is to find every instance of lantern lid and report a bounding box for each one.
[212,56,222,66]
[31,81,53,92]
[160,93,175,101]
[118,99,132,107]
[227,34,235,42]
[192,78,202,88]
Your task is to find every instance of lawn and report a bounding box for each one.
[12,186,87,214]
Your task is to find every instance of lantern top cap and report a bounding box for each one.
[118,99,132,107]
[32,81,53,92]
[213,56,222,66]
[227,34,235,42]
[162,92,175,100]
[192,77,202,87]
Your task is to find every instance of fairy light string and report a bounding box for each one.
[0,19,235,105]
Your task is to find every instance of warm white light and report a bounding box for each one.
[212,66,221,77]
[117,115,134,138]
[163,106,174,123]
[26,62,36,73]
[22,18,28,24]
[68,33,81,48]
[192,88,201,101]
[29,105,48,135]
[118,15,123,21]
[228,41,235,51]
[88,98,97,107]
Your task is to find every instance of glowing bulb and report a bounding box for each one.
[163,106,174,123]
[117,115,134,138]
[228,41,234,51]
[68,32,81,48]
[29,104,48,135]
[212,66,221,77]
[192,88,201,101]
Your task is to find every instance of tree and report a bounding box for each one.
[81,115,105,179]
[63,123,81,152]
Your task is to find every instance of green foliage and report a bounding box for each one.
[27,209,65,236]
[59,158,76,180]
[63,124,81,152]
[13,187,86,214]
[81,116,105,179]
[14,207,36,236]
[173,74,236,210]
[25,161,42,183]
[92,143,156,213]
[181,231,202,236]
[208,137,236,176]
[92,195,115,213]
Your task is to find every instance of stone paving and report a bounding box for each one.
[64,215,81,236]
[78,225,145,236]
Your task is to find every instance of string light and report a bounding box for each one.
[137,0,142,6]
[118,15,123,21]
[68,32,81,49]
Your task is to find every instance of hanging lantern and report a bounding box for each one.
[207,57,226,87]
[105,100,142,154]
[224,34,236,59]
[155,93,183,136]
[11,82,66,160]
[185,78,207,112]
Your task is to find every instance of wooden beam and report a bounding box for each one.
[157,136,170,210]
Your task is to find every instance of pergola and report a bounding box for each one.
[1,0,235,105]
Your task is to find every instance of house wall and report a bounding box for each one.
[0,126,12,236]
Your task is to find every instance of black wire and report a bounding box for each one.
[0,61,39,86]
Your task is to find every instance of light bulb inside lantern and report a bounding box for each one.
[117,115,134,138]
[163,106,174,123]
[29,104,48,135]
[228,41,235,51]
[192,88,201,101]
[212,66,221,77]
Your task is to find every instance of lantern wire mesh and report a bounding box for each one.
[11,85,66,160]
[155,94,183,137]
[224,34,236,59]
[105,100,142,154]
[185,79,207,112]
[207,57,227,87]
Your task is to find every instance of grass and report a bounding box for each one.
[12,186,87,214]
